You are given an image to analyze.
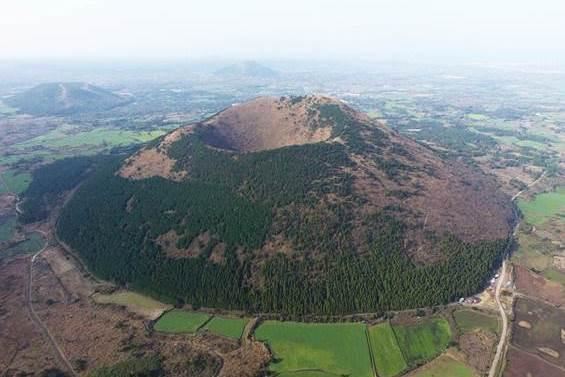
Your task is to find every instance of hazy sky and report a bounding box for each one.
[1,0,563,64]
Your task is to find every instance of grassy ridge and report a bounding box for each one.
[154,310,210,333]
[368,322,407,377]
[255,321,373,377]
[392,318,452,365]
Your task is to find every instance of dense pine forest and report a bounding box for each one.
[53,126,510,315]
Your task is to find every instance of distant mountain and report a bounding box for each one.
[6,82,130,115]
[214,61,279,79]
[58,95,513,315]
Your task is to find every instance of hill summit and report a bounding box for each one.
[214,61,279,78]
[6,82,130,115]
[58,95,513,315]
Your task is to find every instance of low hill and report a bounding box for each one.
[6,82,130,115]
[57,95,513,315]
[214,61,279,79]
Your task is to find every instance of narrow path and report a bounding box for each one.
[242,317,259,345]
[488,170,545,377]
[25,232,77,377]
[511,171,546,201]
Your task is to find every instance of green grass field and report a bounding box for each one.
[18,126,166,149]
[255,321,373,377]
[277,371,342,377]
[1,125,171,167]
[0,100,17,115]
[1,232,44,260]
[153,310,210,333]
[392,318,452,365]
[93,291,171,320]
[518,188,565,225]
[409,354,476,377]
[368,322,408,377]
[543,268,565,285]
[0,170,32,194]
[467,113,489,121]
[203,316,248,339]
[512,231,553,271]
[0,217,17,241]
[453,310,499,334]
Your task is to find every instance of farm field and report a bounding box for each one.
[503,347,564,377]
[392,317,452,365]
[17,126,166,149]
[153,309,210,333]
[0,216,17,241]
[0,124,174,167]
[514,265,565,307]
[406,354,477,377]
[453,310,500,334]
[92,291,172,320]
[277,371,340,377]
[512,297,565,367]
[255,320,373,377]
[0,100,17,114]
[513,231,554,272]
[368,322,407,377]
[0,170,31,194]
[203,316,248,339]
[1,232,44,260]
[517,188,565,225]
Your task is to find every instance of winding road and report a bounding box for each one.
[487,171,545,377]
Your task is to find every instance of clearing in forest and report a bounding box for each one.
[92,291,172,320]
[255,320,373,377]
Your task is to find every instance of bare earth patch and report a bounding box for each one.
[503,347,564,377]
[201,96,333,153]
[514,265,565,306]
[0,258,60,375]
[538,347,560,359]
[459,330,497,374]
[518,321,532,329]
[118,126,190,181]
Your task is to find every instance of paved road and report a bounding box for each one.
[488,170,545,377]
[25,231,77,377]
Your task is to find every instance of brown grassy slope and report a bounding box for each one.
[118,95,512,261]
[200,96,333,152]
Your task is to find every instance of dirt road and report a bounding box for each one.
[488,170,545,377]
[488,260,508,377]
[25,232,77,377]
